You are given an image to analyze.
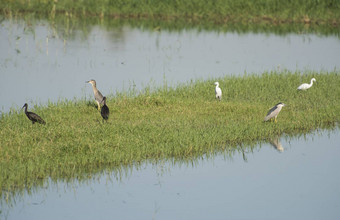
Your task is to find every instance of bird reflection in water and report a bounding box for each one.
[269,137,284,152]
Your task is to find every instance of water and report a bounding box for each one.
[1,130,339,220]
[1,20,340,112]
[1,19,340,219]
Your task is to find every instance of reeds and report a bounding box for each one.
[1,0,339,27]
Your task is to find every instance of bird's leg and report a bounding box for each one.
[274,117,277,123]
[96,101,101,110]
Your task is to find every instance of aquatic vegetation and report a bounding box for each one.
[2,4,340,44]
[1,0,339,29]
[0,71,339,197]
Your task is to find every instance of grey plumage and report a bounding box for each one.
[86,79,104,110]
[264,102,285,122]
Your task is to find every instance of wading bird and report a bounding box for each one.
[297,78,316,91]
[86,79,104,110]
[214,82,222,101]
[100,97,110,122]
[22,103,46,125]
[264,103,285,123]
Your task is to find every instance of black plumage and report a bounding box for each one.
[100,97,110,121]
[22,103,46,125]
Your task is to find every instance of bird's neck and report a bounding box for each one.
[91,85,98,93]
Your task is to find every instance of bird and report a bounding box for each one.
[264,102,285,123]
[100,97,110,122]
[22,103,46,125]
[214,82,222,101]
[297,78,316,91]
[86,79,104,110]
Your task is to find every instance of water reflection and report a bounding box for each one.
[269,137,284,152]
[1,130,339,220]
[1,19,340,113]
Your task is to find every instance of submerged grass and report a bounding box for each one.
[0,71,339,196]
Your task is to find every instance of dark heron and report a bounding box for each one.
[100,97,110,122]
[22,103,46,125]
[264,102,285,123]
[86,79,104,110]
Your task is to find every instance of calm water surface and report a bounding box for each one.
[1,20,340,112]
[1,130,340,220]
[1,20,340,219]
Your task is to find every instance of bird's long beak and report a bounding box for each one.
[85,81,89,83]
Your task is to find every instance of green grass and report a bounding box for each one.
[2,0,339,42]
[1,0,340,26]
[0,71,340,198]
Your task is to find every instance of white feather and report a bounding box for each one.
[214,82,222,101]
[297,78,316,90]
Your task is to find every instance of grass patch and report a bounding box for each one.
[1,0,340,27]
[0,70,339,197]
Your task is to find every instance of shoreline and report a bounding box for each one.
[1,71,339,195]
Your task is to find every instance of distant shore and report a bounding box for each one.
[1,0,339,27]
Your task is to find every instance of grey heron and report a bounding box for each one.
[86,79,104,110]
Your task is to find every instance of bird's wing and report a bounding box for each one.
[297,83,307,90]
[264,106,277,121]
[215,88,222,96]
[29,112,46,124]
[95,90,104,103]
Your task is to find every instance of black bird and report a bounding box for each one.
[100,97,110,122]
[22,103,46,125]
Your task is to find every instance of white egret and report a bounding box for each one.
[297,78,316,91]
[214,82,222,101]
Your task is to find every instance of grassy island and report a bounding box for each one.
[0,71,339,196]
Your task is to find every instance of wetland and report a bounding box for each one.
[1,1,340,219]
